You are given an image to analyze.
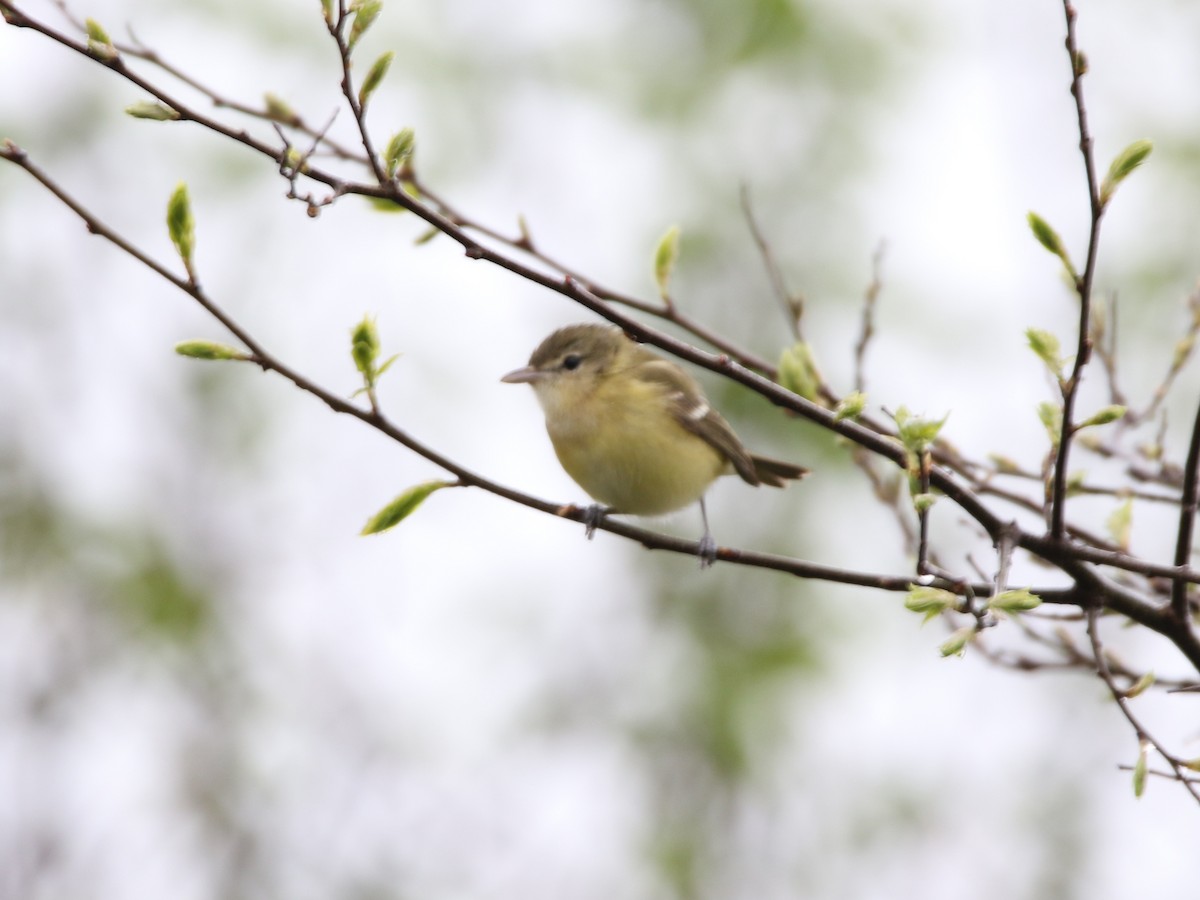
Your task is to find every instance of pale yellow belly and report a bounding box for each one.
[550,416,726,515]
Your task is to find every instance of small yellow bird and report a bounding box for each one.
[502,323,808,564]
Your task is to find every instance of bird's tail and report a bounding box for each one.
[749,454,810,488]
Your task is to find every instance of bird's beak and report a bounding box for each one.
[500,365,545,384]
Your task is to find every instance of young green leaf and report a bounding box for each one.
[988,454,1021,474]
[166,182,196,274]
[1065,470,1087,497]
[834,390,866,421]
[85,18,117,60]
[1026,327,1065,381]
[939,626,974,658]
[264,93,299,124]
[912,492,937,515]
[351,316,381,377]
[1100,139,1153,207]
[384,127,415,178]
[904,585,957,623]
[125,102,180,121]
[1123,670,1155,699]
[348,0,383,51]
[1077,405,1126,429]
[653,225,680,301]
[892,406,947,455]
[361,480,453,534]
[358,51,394,108]
[174,340,247,361]
[988,589,1042,614]
[1027,211,1077,280]
[1037,401,1063,448]
[778,342,820,403]
[321,0,334,25]
[1106,498,1133,551]
[1132,739,1150,798]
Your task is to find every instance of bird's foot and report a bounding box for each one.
[697,532,717,569]
[582,504,609,540]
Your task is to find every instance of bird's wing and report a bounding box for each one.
[632,358,761,485]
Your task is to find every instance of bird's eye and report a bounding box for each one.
[562,354,582,371]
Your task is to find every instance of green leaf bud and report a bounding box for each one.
[125,101,180,121]
[1037,401,1062,448]
[778,342,820,403]
[939,626,974,658]
[987,588,1042,613]
[384,127,415,178]
[1106,498,1133,551]
[653,225,680,301]
[174,340,246,361]
[351,315,380,376]
[1027,211,1077,280]
[904,585,957,623]
[1077,405,1126,429]
[361,480,453,534]
[1025,327,1065,381]
[85,18,117,61]
[264,93,299,124]
[1132,739,1149,797]
[358,51,394,108]
[348,0,382,52]
[833,390,866,421]
[166,182,195,273]
[1123,670,1155,700]
[912,492,937,515]
[1100,139,1153,207]
[892,406,947,455]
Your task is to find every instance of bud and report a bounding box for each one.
[358,51,394,108]
[1026,211,1077,280]
[1025,327,1064,381]
[384,128,415,178]
[653,225,680,301]
[1132,739,1150,798]
[85,18,117,61]
[904,585,956,623]
[939,626,974,658]
[1099,139,1153,207]
[348,0,383,51]
[987,589,1042,614]
[361,480,453,534]
[778,342,819,402]
[166,182,195,274]
[834,390,866,421]
[174,340,246,361]
[125,102,180,121]
[1123,670,1155,700]
[351,316,380,376]
[1077,405,1126,429]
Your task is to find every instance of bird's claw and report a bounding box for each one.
[582,504,608,540]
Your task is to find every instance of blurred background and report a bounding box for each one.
[3,0,1200,897]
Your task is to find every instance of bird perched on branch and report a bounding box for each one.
[502,323,808,565]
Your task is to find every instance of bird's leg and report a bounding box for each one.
[582,504,612,539]
[697,497,717,568]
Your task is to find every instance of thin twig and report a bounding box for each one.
[854,241,886,394]
[1171,401,1200,622]
[1086,607,1200,805]
[739,183,803,340]
[1051,0,1105,540]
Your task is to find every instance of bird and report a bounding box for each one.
[501,323,808,565]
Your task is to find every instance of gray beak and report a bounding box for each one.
[500,366,545,384]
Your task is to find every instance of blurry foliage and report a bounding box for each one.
[0,448,215,643]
